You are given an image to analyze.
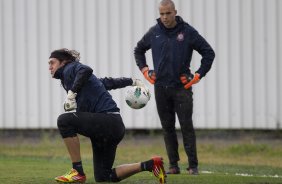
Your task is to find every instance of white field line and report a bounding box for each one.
[200,171,282,178]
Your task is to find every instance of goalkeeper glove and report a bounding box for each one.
[132,78,150,99]
[180,73,201,89]
[142,67,156,84]
[132,79,145,88]
[64,90,77,111]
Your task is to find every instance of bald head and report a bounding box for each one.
[159,0,175,10]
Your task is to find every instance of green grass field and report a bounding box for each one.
[1,130,282,184]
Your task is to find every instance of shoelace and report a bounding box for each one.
[153,166,163,177]
[63,170,75,177]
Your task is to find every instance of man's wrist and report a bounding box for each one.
[141,67,149,74]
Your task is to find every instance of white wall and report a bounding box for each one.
[0,0,281,129]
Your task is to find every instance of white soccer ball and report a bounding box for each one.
[125,86,151,109]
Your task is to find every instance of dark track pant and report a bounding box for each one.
[57,112,125,182]
[155,86,198,169]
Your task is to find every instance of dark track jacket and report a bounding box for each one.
[134,16,215,87]
[54,61,133,113]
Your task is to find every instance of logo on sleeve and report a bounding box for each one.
[176,32,184,41]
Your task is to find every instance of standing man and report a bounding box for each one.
[49,48,166,183]
[134,0,215,175]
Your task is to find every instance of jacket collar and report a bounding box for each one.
[53,65,65,79]
[157,16,184,33]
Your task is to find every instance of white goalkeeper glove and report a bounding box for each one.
[132,79,146,88]
[132,79,151,99]
[64,90,77,111]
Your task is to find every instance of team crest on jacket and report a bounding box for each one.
[177,32,184,41]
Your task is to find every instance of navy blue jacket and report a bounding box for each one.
[54,61,133,113]
[134,16,215,87]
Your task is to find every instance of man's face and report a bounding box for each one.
[48,58,64,78]
[159,4,177,28]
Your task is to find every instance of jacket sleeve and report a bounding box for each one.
[191,30,215,78]
[134,28,153,70]
[71,63,93,93]
[99,77,133,90]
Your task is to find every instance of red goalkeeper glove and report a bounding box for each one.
[180,73,200,89]
[141,67,156,84]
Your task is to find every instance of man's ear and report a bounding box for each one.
[61,60,67,66]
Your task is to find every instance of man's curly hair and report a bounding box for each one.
[49,48,80,63]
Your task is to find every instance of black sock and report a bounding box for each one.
[141,159,154,171]
[72,161,85,176]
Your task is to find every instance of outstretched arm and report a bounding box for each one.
[99,77,133,90]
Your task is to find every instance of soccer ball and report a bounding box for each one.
[125,86,151,109]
